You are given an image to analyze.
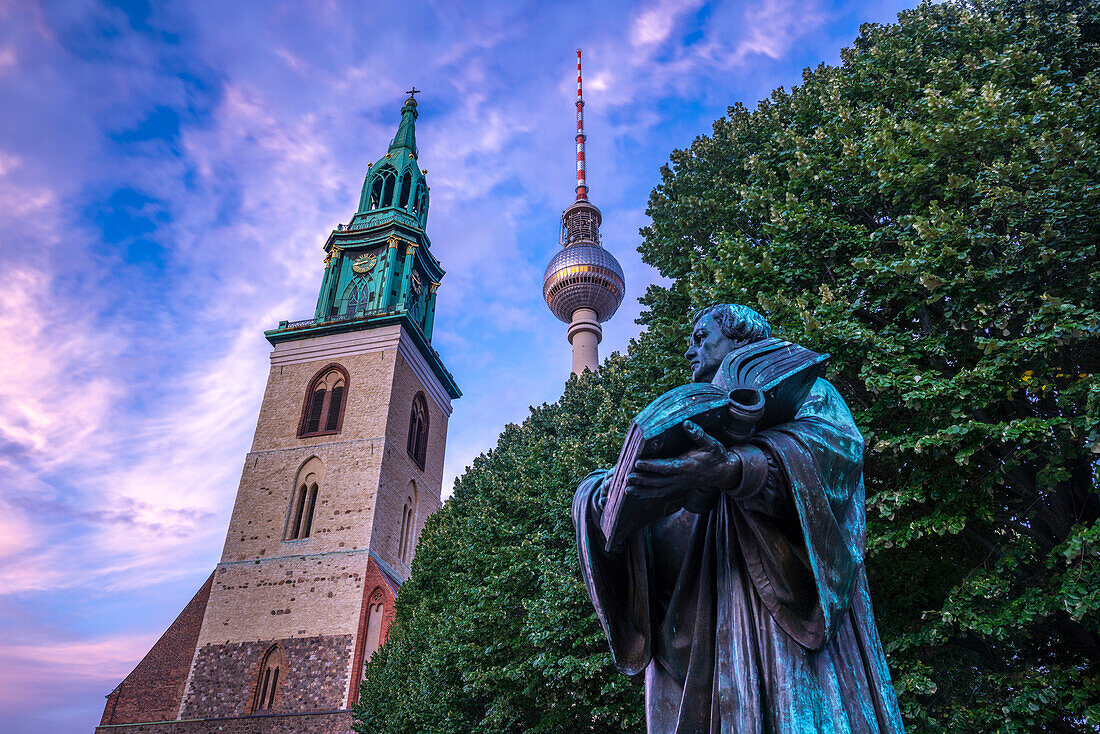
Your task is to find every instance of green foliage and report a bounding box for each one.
[641,0,1099,730]
[356,0,1098,731]
[353,356,653,733]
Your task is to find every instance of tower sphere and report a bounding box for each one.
[543,242,625,323]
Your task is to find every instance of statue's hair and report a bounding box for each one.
[690,304,771,344]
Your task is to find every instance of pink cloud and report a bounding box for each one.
[0,633,158,706]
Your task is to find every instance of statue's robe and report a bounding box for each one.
[573,379,905,734]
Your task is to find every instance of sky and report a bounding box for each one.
[0,0,915,731]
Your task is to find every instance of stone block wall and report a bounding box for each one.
[198,554,371,645]
[95,710,355,734]
[218,438,385,565]
[253,333,399,452]
[180,635,353,719]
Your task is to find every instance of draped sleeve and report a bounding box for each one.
[572,471,651,675]
[733,378,866,649]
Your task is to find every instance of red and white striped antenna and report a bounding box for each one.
[575,49,588,201]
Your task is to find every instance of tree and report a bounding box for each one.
[640,0,1099,730]
[357,0,1099,731]
[354,356,648,733]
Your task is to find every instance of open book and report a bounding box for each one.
[599,338,828,552]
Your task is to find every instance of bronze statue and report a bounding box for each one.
[573,304,906,733]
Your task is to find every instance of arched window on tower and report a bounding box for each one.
[298,365,349,437]
[369,175,383,210]
[285,457,323,541]
[397,480,418,564]
[380,168,396,207]
[344,278,369,316]
[252,644,283,713]
[414,184,429,224]
[399,172,411,209]
[406,393,428,468]
[363,588,386,661]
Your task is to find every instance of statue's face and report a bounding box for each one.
[685,314,736,383]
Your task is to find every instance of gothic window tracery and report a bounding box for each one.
[252,644,283,712]
[406,393,428,468]
[380,168,396,207]
[345,278,370,316]
[286,457,324,541]
[369,166,398,210]
[298,365,349,438]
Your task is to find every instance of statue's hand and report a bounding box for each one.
[627,420,743,514]
[596,471,612,510]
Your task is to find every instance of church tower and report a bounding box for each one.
[97,92,460,734]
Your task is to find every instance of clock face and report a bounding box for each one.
[410,271,422,295]
[351,253,377,274]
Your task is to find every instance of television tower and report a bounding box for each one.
[542,49,626,376]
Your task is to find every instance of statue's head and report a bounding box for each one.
[686,304,771,383]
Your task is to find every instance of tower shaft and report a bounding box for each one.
[568,307,601,374]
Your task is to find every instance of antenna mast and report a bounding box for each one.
[575,49,588,201]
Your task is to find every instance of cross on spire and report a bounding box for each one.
[405,87,420,99]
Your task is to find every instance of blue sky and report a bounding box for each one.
[0,1,914,731]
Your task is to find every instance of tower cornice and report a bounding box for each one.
[265,314,460,400]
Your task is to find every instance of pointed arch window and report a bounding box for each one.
[252,645,283,712]
[380,169,396,207]
[364,589,386,661]
[414,184,428,223]
[286,457,323,541]
[344,278,370,316]
[369,176,383,209]
[397,481,418,564]
[369,167,398,209]
[399,172,411,209]
[298,364,349,438]
[406,393,428,469]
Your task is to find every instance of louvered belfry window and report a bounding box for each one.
[298,365,348,438]
[305,388,326,433]
[324,385,344,432]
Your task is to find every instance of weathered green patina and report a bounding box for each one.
[265,93,458,400]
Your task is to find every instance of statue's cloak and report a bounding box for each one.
[573,379,905,734]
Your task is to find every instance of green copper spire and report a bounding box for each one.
[265,90,458,400]
[354,90,428,225]
[389,89,419,157]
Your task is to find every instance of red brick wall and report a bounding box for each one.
[345,558,398,706]
[101,574,214,725]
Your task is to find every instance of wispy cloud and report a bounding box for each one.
[631,0,708,48]
[0,631,158,708]
[0,267,118,468]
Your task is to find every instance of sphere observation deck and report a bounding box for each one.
[542,200,625,324]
